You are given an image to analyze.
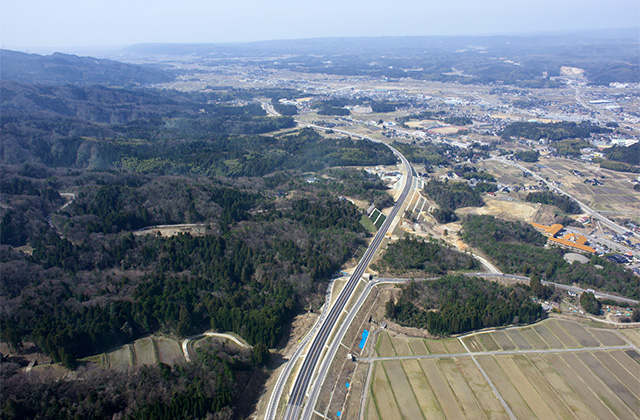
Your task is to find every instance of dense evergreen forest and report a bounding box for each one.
[423,179,484,219]
[580,292,602,315]
[390,141,449,167]
[386,275,544,336]
[370,101,407,113]
[552,139,591,157]
[454,165,496,182]
[0,345,248,420]
[598,159,640,173]
[461,215,639,299]
[373,236,479,275]
[0,165,379,418]
[390,141,490,170]
[514,150,539,162]
[270,99,298,116]
[603,142,640,166]
[312,168,394,209]
[313,100,350,116]
[396,110,446,123]
[525,191,581,214]
[1,171,371,366]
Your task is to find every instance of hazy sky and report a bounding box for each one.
[2,0,638,52]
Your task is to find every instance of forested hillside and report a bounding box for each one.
[1,346,241,419]
[0,50,173,86]
[603,142,640,166]
[1,84,398,176]
[461,215,639,299]
[386,275,544,336]
[0,75,401,419]
[1,167,374,363]
[500,121,611,141]
[312,168,394,209]
[423,179,484,215]
[373,236,479,275]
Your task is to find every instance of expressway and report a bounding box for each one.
[282,139,415,420]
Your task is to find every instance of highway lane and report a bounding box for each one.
[265,279,339,420]
[282,138,414,420]
[298,278,419,420]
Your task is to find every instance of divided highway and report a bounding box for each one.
[282,141,414,420]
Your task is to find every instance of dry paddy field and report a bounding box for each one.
[521,158,640,214]
[366,319,640,419]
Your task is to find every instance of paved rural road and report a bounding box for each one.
[362,344,635,362]
[499,157,639,242]
[182,332,249,362]
[281,134,415,420]
[381,273,639,305]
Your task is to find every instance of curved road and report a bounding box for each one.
[182,332,249,362]
[282,139,414,420]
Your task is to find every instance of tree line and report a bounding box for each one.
[373,236,479,275]
[525,191,581,214]
[423,179,484,223]
[386,275,544,336]
[500,121,611,141]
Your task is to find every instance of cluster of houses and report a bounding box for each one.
[612,231,640,252]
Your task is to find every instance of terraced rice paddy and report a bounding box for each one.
[367,319,640,419]
[88,335,186,370]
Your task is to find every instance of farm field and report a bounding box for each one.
[376,332,466,357]
[520,158,640,215]
[475,157,640,222]
[366,319,640,419]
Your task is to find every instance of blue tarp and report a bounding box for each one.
[358,329,369,349]
[337,411,342,417]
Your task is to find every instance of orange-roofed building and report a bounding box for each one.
[548,224,563,237]
[530,222,595,254]
[530,222,564,237]
[549,237,595,253]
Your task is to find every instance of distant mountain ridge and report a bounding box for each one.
[124,29,640,57]
[0,49,173,87]
[0,81,198,123]
[122,30,640,86]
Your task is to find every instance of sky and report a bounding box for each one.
[1,0,639,53]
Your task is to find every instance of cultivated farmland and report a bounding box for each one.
[366,319,640,419]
